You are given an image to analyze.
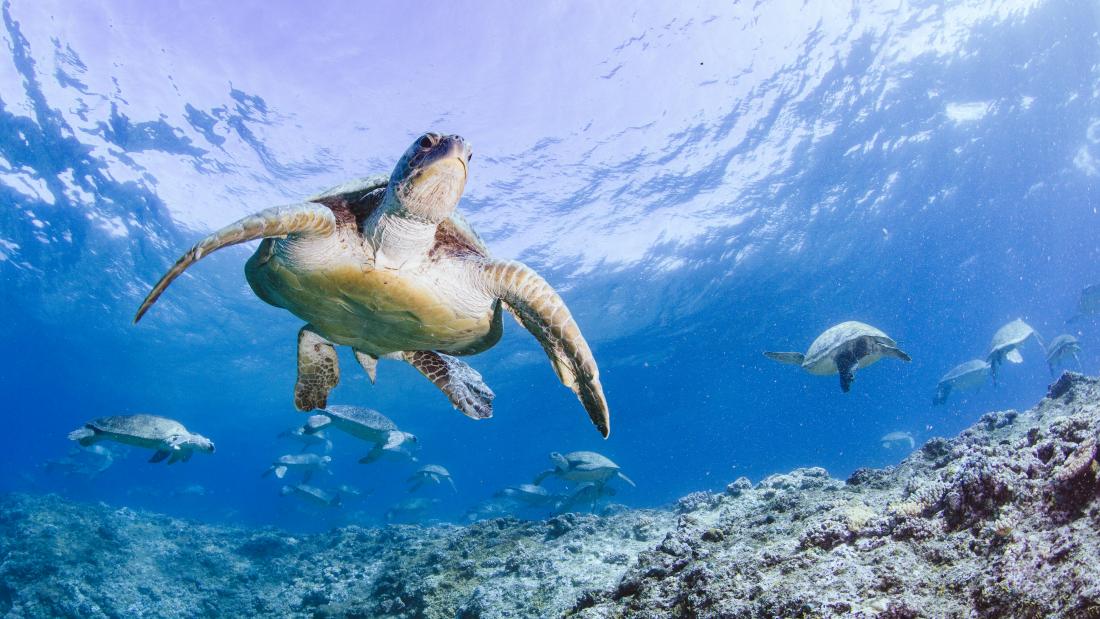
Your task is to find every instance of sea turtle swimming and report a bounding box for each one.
[1067,284,1100,324]
[262,453,332,482]
[278,425,333,453]
[134,133,610,437]
[764,321,911,392]
[496,483,556,507]
[68,415,214,464]
[555,482,617,514]
[44,445,115,478]
[987,318,1045,384]
[386,497,440,522]
[1046,334,1083,375]
[533,451,635,487]
[407,464,456,493]
[933,359,991,405]
[302,405,417,464]
[280,483,341,507]
[880,431,915,450]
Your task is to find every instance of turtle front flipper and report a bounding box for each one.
[295,325,340,411]
[402,351,494,420]
[480,260,610,438]
[133,203,337,322]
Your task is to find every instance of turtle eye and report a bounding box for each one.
[418,134,435,149]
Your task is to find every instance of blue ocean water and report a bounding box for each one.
[0,0,1097,532]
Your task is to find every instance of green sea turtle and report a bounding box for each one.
[386,497,440,522]
[987,318,1045,384]
[764,321,911,392]
[880,431,915,450]
[262,453,331,482]
[497,483,556,507]
[278,425,333,453]
[280,483,342,507]
[68,415,214,464]
[933,359,990,405]
[302,405,417,463]
[1067,284,1100,324]
[134,133,610,437]
[533,451,635,487]
[1046,334,1083,375]
[407,464,456,493]
[555,481,616,514]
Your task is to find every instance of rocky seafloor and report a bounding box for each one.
[2,374,1099,618]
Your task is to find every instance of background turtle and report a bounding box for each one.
[68,414,214,464]
[987,318,1045,384]
[278,425,333,453]
[1046,334,1083,375]
[880,431,915,450]
[533,451,635,487]
[764,321,911,392]
[261,453,331,482]
[554,482,617,514]
[134,133,610,437]
[303,405,417,464]
[933,359,990,405]
[407,464,456,493]
[1067,283,1100,324]
[496,483,555,507]
[280,484,341,508]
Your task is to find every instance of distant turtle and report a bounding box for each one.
[134,133,610,437]
[278,426,333,453]
[933,359,991,405]
[280,484,341,507]
[533,451,635,487]
[1046,334,1083,375]
[465,497,517,522]
[764,321,911,392]
[44,445,115,478]
[303,405,417,464]
[1067,284,1100,324]
[262,453,332,482]
[386,497,440,522]
[497,484,555,507]
[987,318,1045,384]
[880,431,915,450]
[407,464,456,493]
[555,482,617,514]
[68,415,214,464]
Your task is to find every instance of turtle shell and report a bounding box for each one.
[988,318,1035,355]
[563,451,619,472]
[418,464,451,477]
[940,359,990,385]
[803,321,894,370]
[87,414,187,441]
[323,405,397,431]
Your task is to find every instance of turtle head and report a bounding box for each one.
[186,433,215,454]
[549,451,569,471]
[388,132,472,224]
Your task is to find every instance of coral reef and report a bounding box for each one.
[2,374,1100,618]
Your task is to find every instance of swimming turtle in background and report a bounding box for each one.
[496,484,556,507]
[1067,284,1100,324]
[1046,334,1083,375]
[133,133,610,437]
[986,318,1045,384]
[880,431,915,450]
[555,482,617,514]
[533,451,636,487]
[262,453,331,482]
[386,497,440,522]
[933,359,991,405]
[278,425,333,453]
[407,464,456,493]
[764,321,911,392]
[280,484,341,508]
[68,415,215,464]
[302,405,418,464]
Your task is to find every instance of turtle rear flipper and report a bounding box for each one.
[764,351,805,366]
[480,260,609,437]
[836,349,859,393]
[149,450,170,463]
[295,325,340,411]
[354,350,379,384]
[403,351,494,420]
[134,203,337,323]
